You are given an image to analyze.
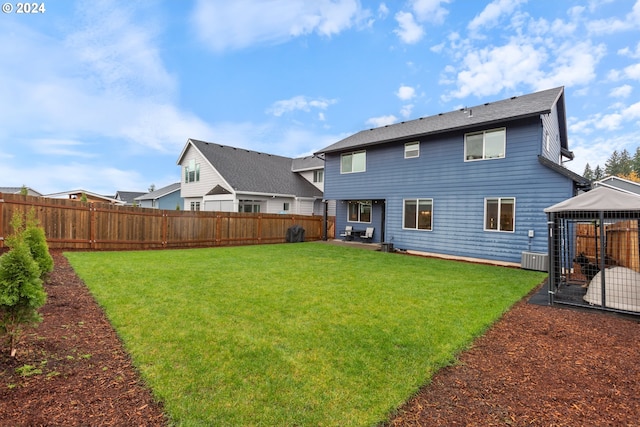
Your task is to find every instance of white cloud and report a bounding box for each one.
[396,85,416,101]
[378,3,389,19]
[394,11,424,44]
[267,96,337,117]
[29,139,97,158]
[366,115,397,127]
[624,63,640,80]
[400,104,414,118]
[411,0,451,25]
[467,0,526,32]
[587,0,640,34]
[610,85,633,98]
[0,161,146,196]
[618,42,640,58]
[191,0,370,52]
[624,101,640,119]
[570,101,640,136]
[533,41,606,90]
[444,41,547,99]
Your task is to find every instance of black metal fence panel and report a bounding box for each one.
[547,209,640,316]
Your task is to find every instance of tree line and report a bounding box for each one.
[583,147,640,182]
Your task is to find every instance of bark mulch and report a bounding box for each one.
[1,251,639,426]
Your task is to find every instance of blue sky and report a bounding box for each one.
[1,0,639,195]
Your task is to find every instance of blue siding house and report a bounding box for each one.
[316,87,590,264]
[134,182,183,210]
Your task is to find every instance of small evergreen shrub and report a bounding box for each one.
[23,210,54,279]
[0,240,46,357]
[0,210,49,357]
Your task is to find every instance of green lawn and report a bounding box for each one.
[65,243,546,426]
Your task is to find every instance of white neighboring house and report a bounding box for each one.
[176,139,328,215]
[44,189,125,204]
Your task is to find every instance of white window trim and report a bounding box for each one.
[340,150,366,174]
[404,142,420,159]
[402,198,433,231]
[484,197,516,233]
[464,127,506,161]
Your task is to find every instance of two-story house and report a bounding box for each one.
[316,86,590,264]
[177,139,326,215]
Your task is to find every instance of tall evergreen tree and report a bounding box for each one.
[619,149,632,175]
[632,147,640,175]
[593,165,604,180]
[583,163,594,180]
[604,150,621,176]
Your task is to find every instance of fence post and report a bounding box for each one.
[90,203,96,249]
[162,211,167,248]
[215,213,221,246]
[0,193,4,249]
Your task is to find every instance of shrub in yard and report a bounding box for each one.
[23,210,54,279]
[5,208,53,279]
[0,211,48,357]
[0,240,46,357]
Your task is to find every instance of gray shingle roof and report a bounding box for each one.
[115,191,146,204]
[189,140,323,198]
[291,155,324,171]
[135,182,181,200]
[0,187,42,196]
[317,87,566,154]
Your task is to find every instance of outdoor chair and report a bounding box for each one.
[360,227,374,243]
[339,225,353,241]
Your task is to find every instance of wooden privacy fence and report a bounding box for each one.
[576,220,639,272]
[0,193,332,250]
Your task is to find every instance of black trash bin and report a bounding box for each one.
[286,225,305,243]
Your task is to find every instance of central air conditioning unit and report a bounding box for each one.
[521,252,548,272]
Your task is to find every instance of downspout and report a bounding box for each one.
[547,213,556,305]
[322,200,328,241]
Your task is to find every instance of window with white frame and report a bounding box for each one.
[283,202,290,211]
[403,199,433,230]
[184,159,200,183]
[313,170,324,183]
[190,201,201,211]
[545,131,550,152]
[464,128,506,161]
[347,200,371,223]
[484,197,515,232]
[405,142,420,158]
[239,201,261,213]
[341,151,366,173]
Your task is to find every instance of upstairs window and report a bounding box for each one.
[347,200,371,223]
[485,197,515,232]
[313,170,324,183]
[465,128,506,161]
[185,159,200,183]
[341,151,366,173]
[405,142,420,158]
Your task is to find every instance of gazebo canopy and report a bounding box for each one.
[545,186,640,213]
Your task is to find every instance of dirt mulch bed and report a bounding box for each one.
[0,252,166,427]
[1,251,639,426]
